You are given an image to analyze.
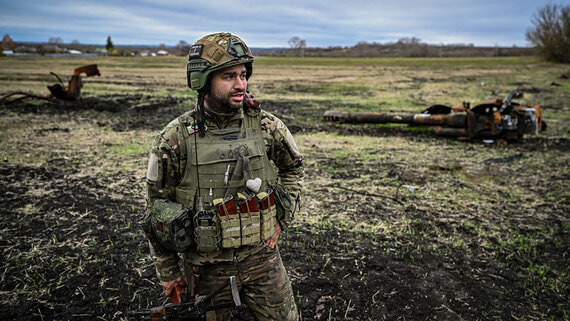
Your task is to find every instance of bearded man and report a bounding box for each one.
[143,33,304,321]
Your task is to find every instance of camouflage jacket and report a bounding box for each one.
[145,100,304,281]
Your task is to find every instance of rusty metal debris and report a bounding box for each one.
[324,91,546,143]
[0,64,100,105]
[47,64,100,100]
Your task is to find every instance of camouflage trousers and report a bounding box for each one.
[185,245,299,321]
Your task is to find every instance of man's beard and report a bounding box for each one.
[206,90,244,115]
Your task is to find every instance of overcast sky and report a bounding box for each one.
[0,0,557,47]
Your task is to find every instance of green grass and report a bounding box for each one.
[311,84,371,95]
[556,80,570,92]
[106,143,147,155]
[543,110,570,119]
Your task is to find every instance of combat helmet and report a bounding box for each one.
[187,33,253,91]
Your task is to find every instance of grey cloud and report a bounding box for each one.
[0,0,554,47]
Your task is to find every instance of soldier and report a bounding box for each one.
[143,33,304,321]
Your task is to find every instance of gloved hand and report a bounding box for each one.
[161,275,186,297]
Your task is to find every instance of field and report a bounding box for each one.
[0,56,568,321]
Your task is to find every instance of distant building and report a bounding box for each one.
[157,50,169,56]
[15,46,37,53]
[42,44,64,53]
[95,48,107,56]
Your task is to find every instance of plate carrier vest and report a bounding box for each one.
[175,108,278,253]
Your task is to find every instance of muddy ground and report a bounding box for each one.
[0,87,568,321]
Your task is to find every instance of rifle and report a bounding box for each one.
[323,91,546,144]
[128,276,242,321]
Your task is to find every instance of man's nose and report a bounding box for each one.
[234,77,246,91]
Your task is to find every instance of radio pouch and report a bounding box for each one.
[193,210,220,253]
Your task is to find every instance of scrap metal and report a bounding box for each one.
[0,64,100,105]
[323,91,546,143]
[47,64,100,100]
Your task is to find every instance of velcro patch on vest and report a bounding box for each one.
[187,125,198,135]
[146,152,159,181]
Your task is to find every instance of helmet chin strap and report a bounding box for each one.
[193,97,204,212]
[196,92,207,138]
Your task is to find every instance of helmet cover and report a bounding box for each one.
[187,33,253,91]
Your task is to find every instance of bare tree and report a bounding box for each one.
[288,36,306,57]
[526,4,570,63]
[396,37,428,57]
[288,36,300,48]
[176,40,191,56]
[397,37,421,46]
[48,37,63,44]
[1,34,15,50]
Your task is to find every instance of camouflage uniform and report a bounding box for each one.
[145,102,304,321]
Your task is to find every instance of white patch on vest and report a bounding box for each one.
[147,153,159,181]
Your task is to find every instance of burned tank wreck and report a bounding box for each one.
[324,91,546,143]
